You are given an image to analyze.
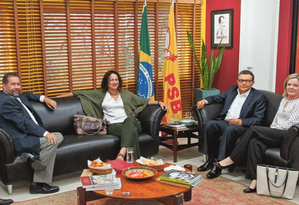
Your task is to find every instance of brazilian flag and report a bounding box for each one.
[137,0,154,99]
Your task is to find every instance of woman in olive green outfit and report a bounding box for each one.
[59,70,168,160]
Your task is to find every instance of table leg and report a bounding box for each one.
[188,135,191,145]
[77,187,86,205]
[173,130,178,162]
[175,194,183,205]
[183,190,192,201]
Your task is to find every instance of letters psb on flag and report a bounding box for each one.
[138,2,154,99]
[162,3,182,122]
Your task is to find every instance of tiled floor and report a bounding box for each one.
[1,138,299,204]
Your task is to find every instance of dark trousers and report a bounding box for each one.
[204,120,247,161]
[107,116,142,159]
[230,126,286,180]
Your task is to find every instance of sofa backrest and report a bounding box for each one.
[30,96,84,135]
[258,90,282,127]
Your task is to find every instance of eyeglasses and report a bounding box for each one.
[237,79,253,84]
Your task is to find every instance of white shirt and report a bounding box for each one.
[102,92,127,124]
[225,89,251,120]
[271,98,299,130]
[16,95,49,137]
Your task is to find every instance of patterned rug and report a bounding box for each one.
[14,173,296,205]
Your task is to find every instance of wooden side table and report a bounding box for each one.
[159,124,199,162]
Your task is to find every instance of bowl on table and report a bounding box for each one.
[122,166,158,180]
[178,119,195,126]
[88,158,113,175]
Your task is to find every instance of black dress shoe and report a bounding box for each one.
[243,187,256,193]
[30,182,60,194]
[197,161,214,171]
[0,198,13,205]
[21,152,47,171]
[206,161,223,178]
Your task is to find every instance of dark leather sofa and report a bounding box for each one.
[0,96,166,194]
[193,90,299,170]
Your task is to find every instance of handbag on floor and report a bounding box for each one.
[256,164,298,199]
[74,114,107,135]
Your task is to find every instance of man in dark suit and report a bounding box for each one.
[0,73,64,194]
[196,70,266,178]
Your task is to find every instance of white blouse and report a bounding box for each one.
[102,92,127,124]
[270,98,299,130]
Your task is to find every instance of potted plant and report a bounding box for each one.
[187,30,225,101]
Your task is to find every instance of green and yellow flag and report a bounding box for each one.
[138,0,154,100]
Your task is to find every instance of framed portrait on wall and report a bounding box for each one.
[211,9,233,48]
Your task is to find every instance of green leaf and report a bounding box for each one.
[186,30,225,90]
[187,30,202,73]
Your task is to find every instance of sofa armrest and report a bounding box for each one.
[0,127,15,164]
[193,103,223,136]
[137,105,166,140]
[281,124,299,169]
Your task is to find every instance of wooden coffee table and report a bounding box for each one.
[77,163,192,205]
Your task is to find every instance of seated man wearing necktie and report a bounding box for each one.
[196,70,267,178]
[0,73,64,194]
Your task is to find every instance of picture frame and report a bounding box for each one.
[211,9,233,48]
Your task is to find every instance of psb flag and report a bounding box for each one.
[163,2,182,122]
[138,0,154,99]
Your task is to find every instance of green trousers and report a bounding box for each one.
[107,116,142,159]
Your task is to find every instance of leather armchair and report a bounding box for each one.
[0,96,166,194]
[193,90,299,170]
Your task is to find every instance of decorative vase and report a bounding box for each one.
[195,88,220,102]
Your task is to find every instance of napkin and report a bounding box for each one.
[164,165,185,172]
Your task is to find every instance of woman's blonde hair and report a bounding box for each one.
[283,73,299,97]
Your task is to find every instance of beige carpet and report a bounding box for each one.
[14,173,296,205]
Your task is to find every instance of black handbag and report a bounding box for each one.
[73,114,107,135]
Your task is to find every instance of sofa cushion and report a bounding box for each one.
[53,134,120,176]
[30,96,84,135]
[258,90,282,127]
[52,132,159,176]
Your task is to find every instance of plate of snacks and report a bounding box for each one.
[122,166,157,180]
[88,158,113,174]
[136,157,165,170]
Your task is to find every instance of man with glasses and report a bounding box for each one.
[196,70,266,178]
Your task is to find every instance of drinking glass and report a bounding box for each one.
[126,147,134,163]
[185,111,194,120]
[104,174,114,195]
[185,112,191,119]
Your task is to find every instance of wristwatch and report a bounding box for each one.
[157,100,161,105]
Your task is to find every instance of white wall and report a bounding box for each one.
[239,0,280,91]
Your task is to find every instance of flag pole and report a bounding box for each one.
[143,0,147,11]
